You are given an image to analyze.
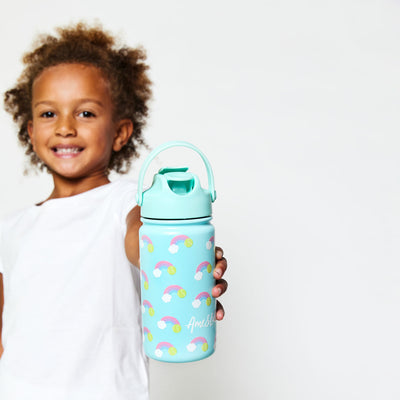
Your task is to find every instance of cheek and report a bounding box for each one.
[99,124,117,147]
[92,129,115,157]
[29,124,53,153]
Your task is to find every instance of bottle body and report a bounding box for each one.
[139,217,216,363]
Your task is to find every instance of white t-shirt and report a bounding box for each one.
[0,179,149,400]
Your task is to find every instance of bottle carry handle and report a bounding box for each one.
[136,141,217,206]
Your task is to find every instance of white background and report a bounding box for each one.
[1,1,400,399]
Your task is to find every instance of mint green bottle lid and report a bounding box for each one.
[136,142,216,220]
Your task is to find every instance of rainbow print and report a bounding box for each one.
[143,327,153,342]
[142,300,155,316]
[162,285,187,303]
[140,235,154,253]
[155,342,177,358]
[154,261,176,278]
[192,291,212,308]
[157,316,182,333]
[141,270,149,290]
[194,261,212,281]
[187,337,209,353]
[168,235,193,254]
[206,235,215,250]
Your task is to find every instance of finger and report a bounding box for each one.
[212,278,228,298]
[215,246,224,260]
[216,300,225,321]
[214,257,227,279]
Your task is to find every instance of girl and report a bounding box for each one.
[0,23,228,400]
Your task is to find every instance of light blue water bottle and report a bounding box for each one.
[136,141,217,363]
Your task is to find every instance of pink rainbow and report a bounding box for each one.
[208,236,215,243]
[156,341,174,350]
[190,337,208,345]
[143,327,150,335]
[155,261,173,270]
[143,300,153,308]
[170,235,189,245]
[196,261,211,273]
[195,292,210,301]
[164,285,184,294]
[141,235,153,244]
[161,316,180,325]
[141,270,149,283]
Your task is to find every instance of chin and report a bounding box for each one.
[47,166,86,180]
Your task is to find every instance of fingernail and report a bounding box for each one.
[214,269,221,278]
[215,287,222,296]
[216,250,223,258]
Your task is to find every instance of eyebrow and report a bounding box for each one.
[33,99,105,108]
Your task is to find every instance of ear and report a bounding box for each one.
[113,119,134,152]
[27,121,35,151]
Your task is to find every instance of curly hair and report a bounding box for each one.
[4,22,152,175]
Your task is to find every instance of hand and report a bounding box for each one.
[212,246,228,321]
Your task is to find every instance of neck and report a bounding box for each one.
[47,173,111,201]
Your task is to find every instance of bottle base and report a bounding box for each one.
[146,348,215,363]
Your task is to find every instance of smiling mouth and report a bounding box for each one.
[51,147,84,154]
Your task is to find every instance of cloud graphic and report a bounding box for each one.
[206,240,213,250]
[168,244,179,254]
[153,269,162,278]
[141,305,145,314]
[140,240,144,248]
[187,343,196,352]
[194,271,203,281]
[157,320,167,330]
[192,299,201,309]
[155,349,163,358]
[162,294,172,303]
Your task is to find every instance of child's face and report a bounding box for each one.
[27,63,131,182]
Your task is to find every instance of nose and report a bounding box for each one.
[55,115,77,137]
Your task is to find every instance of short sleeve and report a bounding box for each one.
[116,179,139,236]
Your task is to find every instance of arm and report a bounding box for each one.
[124,205,142,268]
[0,273,3,358]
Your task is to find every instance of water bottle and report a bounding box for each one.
[136,141,217,363]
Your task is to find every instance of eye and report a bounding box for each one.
[40,111,55,118]
[79,111,95,118]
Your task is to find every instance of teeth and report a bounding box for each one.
[55,148,81,154]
